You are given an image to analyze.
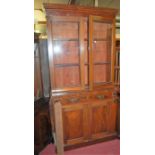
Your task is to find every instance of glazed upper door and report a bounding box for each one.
[89,16,115,89]
[47,16,87,92]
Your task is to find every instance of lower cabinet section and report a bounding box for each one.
[61,99,117,147]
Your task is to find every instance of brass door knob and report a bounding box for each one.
[68,98,80,103]
[96,94,105,100]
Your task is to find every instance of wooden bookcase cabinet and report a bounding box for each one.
[44,3,118,153]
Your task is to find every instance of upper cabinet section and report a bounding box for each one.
[44,4,117,92]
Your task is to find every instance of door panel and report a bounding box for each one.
[94,64,111,83]
[50,16,86,91]
[62,103,87,145]
[108,102,118,132]
[89,99,117,140]
[93,21,112,85]
[89,101,109,139]
[93,41,111,63]
[91,105,108,134]
[89,16,114,88]
[52,22,79,39]
[61,99,117,145]
[63,110,83,139]
[55,66,80,88]
[53,41,79,65]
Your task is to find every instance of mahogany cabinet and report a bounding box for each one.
[44,3,118,153]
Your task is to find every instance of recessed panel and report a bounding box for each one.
[93,21,112,84]
[63,110,83,140]
[94,64,111,83]
[53,41,80,64]
[93,41,111,63]
[52,22,79,39]
[93,22,111,39]
[91,106,108,134]
[55,66,80,88]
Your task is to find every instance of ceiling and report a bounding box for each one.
[34,0,120,36]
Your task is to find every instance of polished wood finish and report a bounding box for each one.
[63,102,86,145]
[44,3,118,153]
[88,15,93,90]
[89,100,110,139]
[114,39,120,85]
[54,101,64,155]
[60,96,118,149]
[44,3,117,18]
[64,134,117,150]
[48,15,86,92]
[114,39,120,137]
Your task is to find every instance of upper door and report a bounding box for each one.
[47,16,87,92]
[89,16,115,89]
[47,15,115,92]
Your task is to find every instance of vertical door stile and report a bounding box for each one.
[83,104,88,140]
[111,18,116,83]
[54,101,64,155]
[106,23,111,82]
[79,18,85,90]
[87,103,92,140]
[47,19,56,90]
[88,16,93,90]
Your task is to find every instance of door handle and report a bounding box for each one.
[96,94,105,100]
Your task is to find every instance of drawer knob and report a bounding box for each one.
[68,98,80,103]
[96,94,105,100]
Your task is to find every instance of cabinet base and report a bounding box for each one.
[64,133,118,151]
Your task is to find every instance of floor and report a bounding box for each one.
[40,139,120,155]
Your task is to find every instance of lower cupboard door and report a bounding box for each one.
[89,101,109,139]
[89,100,117,140]
[108,101,118,133]
[62,104,86,145]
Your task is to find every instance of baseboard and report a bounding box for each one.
[64,134,118,151]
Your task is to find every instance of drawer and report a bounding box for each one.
[52,89,113,105]
[91,90,113,100]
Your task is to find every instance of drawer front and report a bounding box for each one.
[91,89,113,100]
[52,89,114,104]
